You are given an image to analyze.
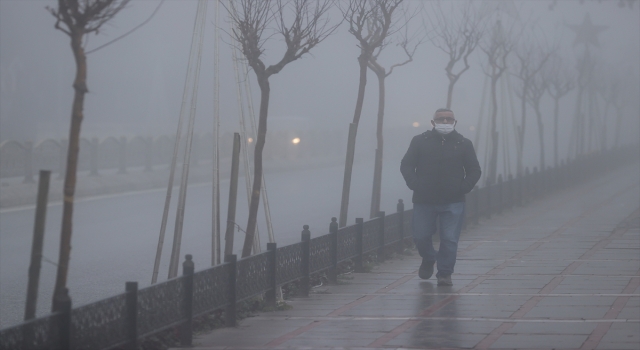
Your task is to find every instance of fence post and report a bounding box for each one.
[377,211,385,262]
[328,217,338,284]
[118,136,127,174]
[89,138,99,176]
[531,167,537,198]
[354,218,364,272]
[225,254,237,327]
[486,184,492,219]
[300,226,310,297]
[524,167,530,205]
[181,254,194,346]
[125,282,138,350]
[397,200,405,254]
[23,142,35,184]
[507,174,513,209]
[266,243,277,307]
[473,186,479,225]
[54,287,71,350]
[25,170,51,321]
[497,174,503,214]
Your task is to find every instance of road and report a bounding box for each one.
[0,155,412,327]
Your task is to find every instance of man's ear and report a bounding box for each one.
[431,120,435,127]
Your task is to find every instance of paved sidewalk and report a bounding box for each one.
[180,163,640,350]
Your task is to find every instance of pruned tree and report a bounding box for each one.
[47,0,130,311]
[480,19,516,185]
[526,71,550,170]
[367,6,422,219]
[339,0,403,228]
[512,32,552,175]
[226,0,338,258]
[425,0,486,109]
[545,55,575,167]
[595,65,621,153]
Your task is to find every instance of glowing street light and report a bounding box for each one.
[248,137,253,143]
[291,137,301,145]
[412,122,420,128]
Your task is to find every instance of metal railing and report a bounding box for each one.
[0,145,636,350]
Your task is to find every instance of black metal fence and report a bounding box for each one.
[0,145,636,350]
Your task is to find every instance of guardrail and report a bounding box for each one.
[0,145,636,350]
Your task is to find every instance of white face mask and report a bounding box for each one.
[434,123,455,134]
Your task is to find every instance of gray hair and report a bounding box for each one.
[433,108,454,118]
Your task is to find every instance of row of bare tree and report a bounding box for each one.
[43,0,637,316]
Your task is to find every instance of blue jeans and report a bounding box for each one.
[412,202,465,277]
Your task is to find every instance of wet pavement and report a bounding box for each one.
[180,164,640,350]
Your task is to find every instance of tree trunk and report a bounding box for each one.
[553,97,559,167]
[534,106,545,170]
[339,53,368,227]
[516,87,527,177]
[487,75,499,186]
[369,70,385,219]
[445,75,458,110]
[242,75,270,258]
[53,30,87,311]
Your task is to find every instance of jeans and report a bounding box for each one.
[412,202,465,277]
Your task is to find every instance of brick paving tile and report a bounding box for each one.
[177,165,639,350]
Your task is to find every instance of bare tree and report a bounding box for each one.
[367,7,422,219]
[512,34,552,175]
[47,0,129,311]
[595,65,621,153]
[526,71,549,170]
[480,19,516,185]
[226,0,338,258]
[339,0,402,228]
[425,0,486,109]
[545,55,575,167]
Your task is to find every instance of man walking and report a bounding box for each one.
[400,108,481,286]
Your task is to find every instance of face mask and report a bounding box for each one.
[434,123,455,134]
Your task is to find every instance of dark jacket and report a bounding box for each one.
[400,129,481,204]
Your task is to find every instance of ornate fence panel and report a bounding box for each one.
[192,264,229,317]
[153,135,173,166]
[33,139,63,175]
[0,313,61,350]
[236,253,270,303]
[384,212,400,245]
[97,137,121,171]
[137,277,185,338]
[71,294,128,350]
[0,140,27,178]
[337,224,358,262]
[403,209,412,239]
[309,234,332,274]
[362,219,381,254]
[275,242,303,285]
[127,136,148,168]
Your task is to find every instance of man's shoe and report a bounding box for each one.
[437,275,453,286]
[418,259,435,279]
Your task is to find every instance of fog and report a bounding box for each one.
[1,0,640,329]
[1,0,638,169]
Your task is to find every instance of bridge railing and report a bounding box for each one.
[0,144,636,350]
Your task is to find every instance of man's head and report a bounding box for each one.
[431,108,456,134]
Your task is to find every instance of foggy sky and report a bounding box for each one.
[1,0,639,170]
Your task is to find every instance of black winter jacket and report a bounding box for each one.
[400,129,481,204]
